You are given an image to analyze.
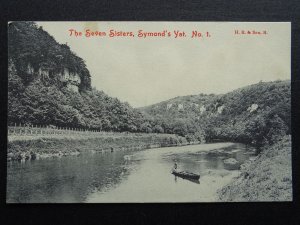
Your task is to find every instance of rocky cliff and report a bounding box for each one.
[8,22,91,93]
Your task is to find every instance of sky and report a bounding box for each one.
[37,22,291,108]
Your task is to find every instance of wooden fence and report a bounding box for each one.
[7,124,123,137]
[7,124,174,140]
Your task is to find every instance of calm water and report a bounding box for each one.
[7,143,255,203]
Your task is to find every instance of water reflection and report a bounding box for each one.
[173,175,201,185]
[7,142,255,203]
[87,142,255,202]
[7,150,136,203]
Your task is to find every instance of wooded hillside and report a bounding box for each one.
[8,22,147,132]
[8,22,291,147]
[141,80,291,147]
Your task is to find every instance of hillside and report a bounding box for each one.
[8,22,147,132]
[8,22,91,92]
[8,22,291,146]
[218,135,292,201]
[141,80,291,146]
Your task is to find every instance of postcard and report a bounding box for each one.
[7,21,291,203]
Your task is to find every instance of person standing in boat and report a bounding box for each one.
[172,162,178,173]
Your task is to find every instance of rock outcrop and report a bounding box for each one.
[26,63,82,93]
[59,68,81,92]
[247,104,258,113]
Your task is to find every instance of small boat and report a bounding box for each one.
[172,170,200,180]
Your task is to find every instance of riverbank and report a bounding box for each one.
[7,133,190,161]
[217,135,292,201]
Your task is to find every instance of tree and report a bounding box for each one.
[245,116,268,147]
[172,119,188,136]
[266,114,288,144]
[140,122,152,133]
[153,124,164,133]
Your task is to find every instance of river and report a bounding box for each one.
[6,142,256,203]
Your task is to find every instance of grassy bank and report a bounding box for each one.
[218,136,292,201]
[7,133,189,161]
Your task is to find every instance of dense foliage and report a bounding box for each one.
[8,22,291,147]
[8,22,91,89]
[8,22,147,132]
[141,81,291,147]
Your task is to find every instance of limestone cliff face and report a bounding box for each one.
[8,22,91,93]
[26,63,82,93]
[247,104,259,113]
[217,105,225,114]
[59,68,81,92]
[199,106,206,114]
[163,102,255,115]
[178,104,184,111]
[26,63,35,74]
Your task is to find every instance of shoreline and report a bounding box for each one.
[7,133,197,161]
[217,136,292,201]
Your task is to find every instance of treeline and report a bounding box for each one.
[9,58,152,132]
[8,22,291,147]
[8,22,152,132]
[142,81,291,147]
[7,22,192,134]
[202,81,290,147]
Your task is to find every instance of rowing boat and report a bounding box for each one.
[172,170,200,180]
